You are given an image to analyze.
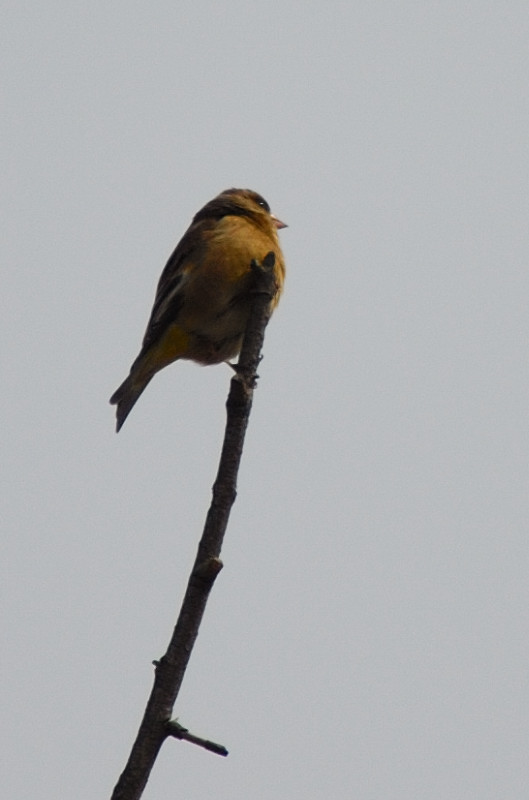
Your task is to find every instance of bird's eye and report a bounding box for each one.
[256,196,270,213]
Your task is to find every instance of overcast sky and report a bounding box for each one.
[3,2,528,798]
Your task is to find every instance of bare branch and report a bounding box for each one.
[110,253,277,800]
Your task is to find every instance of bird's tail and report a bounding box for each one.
[109,371,153,432]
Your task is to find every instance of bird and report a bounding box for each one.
[109,188,287,432]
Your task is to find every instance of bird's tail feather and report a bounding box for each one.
[109,373,152,432]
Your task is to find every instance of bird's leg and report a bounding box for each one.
[224,356,262,376]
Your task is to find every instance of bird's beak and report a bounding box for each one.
[271,214,288,230]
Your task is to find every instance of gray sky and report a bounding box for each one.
[3,2,528,798]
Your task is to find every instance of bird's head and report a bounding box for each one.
[194,188,287,231]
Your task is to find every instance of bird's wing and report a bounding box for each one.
[138,217,214,354]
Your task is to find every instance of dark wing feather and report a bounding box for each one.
[136,217,211,358]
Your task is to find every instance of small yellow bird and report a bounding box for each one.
[110,188,287,431]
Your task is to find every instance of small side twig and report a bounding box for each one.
[110,253,277,800]
[166,721,229,757]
